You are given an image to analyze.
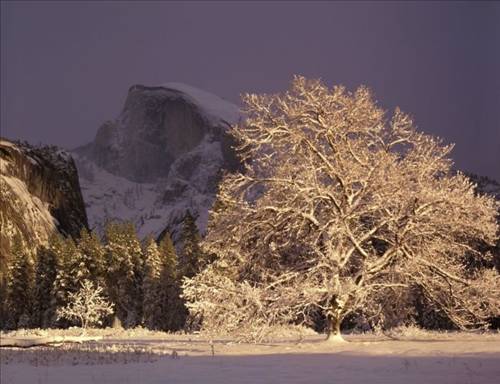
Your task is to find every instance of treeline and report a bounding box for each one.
[0,212,208,331]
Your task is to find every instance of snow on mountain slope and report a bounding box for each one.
[75,137,225,239]
[161,83,241,126]
[74,83,242,240]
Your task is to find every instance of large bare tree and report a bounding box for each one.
[183,76,499,341]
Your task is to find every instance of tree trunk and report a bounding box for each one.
[325,313,346,343]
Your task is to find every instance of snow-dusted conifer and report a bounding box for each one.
[158,232,185,331]
[179,211,205,278]
[33,245,58,328]
[183,76,499,341]
[50,234,81,326]
[104,221,143,327]
[159,232,178,280]
[142,236,163,329]
[5,234,34,328]
[77,229,106,285]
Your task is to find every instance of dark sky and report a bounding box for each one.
[1,1,499,180]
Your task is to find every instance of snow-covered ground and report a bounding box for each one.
[1,329,499,383]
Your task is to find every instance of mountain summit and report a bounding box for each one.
[74,83,242,239]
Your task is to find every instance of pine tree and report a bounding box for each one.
[77,229,105,285]
[142,236,163,329]
[158,232,185,331]
[178,211,205,279]
[159,232,178,281]
[175,213,211,330]
[104,221,143,327]
[50,234,82,326]
[33,245,58,328]
[5,234,34,328]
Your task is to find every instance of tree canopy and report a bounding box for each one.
[183,76,499,341]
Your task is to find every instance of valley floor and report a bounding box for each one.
[1,329,499,384]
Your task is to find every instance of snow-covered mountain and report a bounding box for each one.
[0,139,88,269]
[74,83,242,239]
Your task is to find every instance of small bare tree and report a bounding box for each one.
[57,280,114,330]
[183,76,499,341]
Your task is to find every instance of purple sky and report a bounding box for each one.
[1,1,499,180]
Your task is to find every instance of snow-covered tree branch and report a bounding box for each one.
[57,280,114,330]
[183,76,499,341]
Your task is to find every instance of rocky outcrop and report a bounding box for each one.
[74,83,241,239]
[0,139,88,272]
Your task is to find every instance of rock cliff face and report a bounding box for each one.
[0,139,88,273]
[74,83,241,239]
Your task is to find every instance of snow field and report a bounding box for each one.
[1,330,499,384]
